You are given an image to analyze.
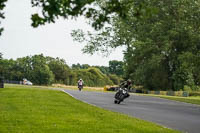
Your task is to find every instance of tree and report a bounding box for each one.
[47,57,71,84]
[72,0,200,91]
[0,0,7,36]
[0,0,156,36]
[72,67,113,87]
[0,53,122,86]
[109,60,124,76]
[72,63,82,70]
[124,0,200,90]
[14,54,55,85]
[15,56,33,81]
[82,64,90,69]
[0,53,2,59]
[0,58,24,81]
[31,0,136,30]
[31,64,54,85]
[72,63,90,70]
[93,65,109,75]
[30,54,55,85]
[108,74,122,85]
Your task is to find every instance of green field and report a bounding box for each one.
[0,84,180,133]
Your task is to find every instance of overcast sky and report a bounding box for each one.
[0,0,124,66]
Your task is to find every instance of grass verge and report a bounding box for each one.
[136,93,200,105]
[0,84,180,133]
[52,83,105,91]
[156,95,200,105]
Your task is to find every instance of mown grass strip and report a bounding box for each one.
[157,95,200,105]
[52,84,105,91]
[0,85,180,133]
[136,93,200,105]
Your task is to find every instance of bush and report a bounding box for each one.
[74,67,114,87]
[189,92,200,96]
[183,85,193,92]
[160,91,167,95]
[108,74,122,85]
[174,91,184,97]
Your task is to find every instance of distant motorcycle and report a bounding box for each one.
[78,85,83,91]
[114,88,130,104]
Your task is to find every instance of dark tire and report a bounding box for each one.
[78,85,83,91]
[119,94,124,101]
[115,91,120,99]
[114,100,118,104]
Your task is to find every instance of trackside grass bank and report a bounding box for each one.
[52,84,104,91]
[0,85,180,133]
[137,94,200,105]
[154,95,200,105]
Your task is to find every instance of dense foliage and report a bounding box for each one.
[123,0,200,91]
[30,0,136,30]
[72,0,200,91]
[71,60,124,85]
[74,67,113,86]
[72,60,124,76]
[0,54,122,86]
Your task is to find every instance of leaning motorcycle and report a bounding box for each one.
[114,88,129,104]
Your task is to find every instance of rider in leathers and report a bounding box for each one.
[119,79,132,98]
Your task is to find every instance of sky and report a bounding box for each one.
[0,0,124,66]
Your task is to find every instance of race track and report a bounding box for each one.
[63,89,200,133]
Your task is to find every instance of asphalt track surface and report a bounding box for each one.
[63,89,200,133]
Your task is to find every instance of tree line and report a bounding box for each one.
[0,54,123,86]
[1,0,200,91]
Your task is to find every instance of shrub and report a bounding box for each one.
[183,85,193,92]
[189,92,200,96]
[174,91,183,97]
[160,91,167,95]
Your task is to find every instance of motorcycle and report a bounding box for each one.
[114,88,130,104]
[78,85,83,91]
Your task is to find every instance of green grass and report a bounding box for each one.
[51,84,105,92]
[0,84,180,133]
[136,93,200,105]
[157,95,200,105]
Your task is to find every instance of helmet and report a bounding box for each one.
[127,79,132,84]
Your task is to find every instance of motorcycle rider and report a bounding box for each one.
[120,79,132,90]
[78,79,84,91]
[119,79,132,98]
[114,79,132,104]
